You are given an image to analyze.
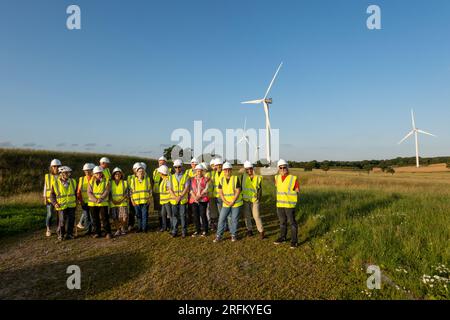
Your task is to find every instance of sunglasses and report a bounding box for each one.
[279,166,288,170]
[174,166,181,169]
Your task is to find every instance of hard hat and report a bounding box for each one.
[209,159,215,167]
[190,157,199,164]
[112,167,122,174]
[201,162,209,170]
[214,158,223,165]
[100,157,110,164]
[140,162,147,170]
[223,162,232,170]
[158,156,167,162]
[195,164,204,171]
[277,159,288,167]
[132,162,140,170]
[157,165,169,175]
[50,159,62,166]
[93,166,104,174]
[59,166,72,173]
[82,163,95,171]
[244,161,253,169]
[173,159,183,167]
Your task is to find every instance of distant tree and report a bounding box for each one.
[163,145,176,160]
[363,164,373,174]
[386,167,395,175]
[321,164,330,174]
[447,162,450,169]
[304,162,314,172]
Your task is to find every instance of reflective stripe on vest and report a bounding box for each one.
[111,180,128,207]
[159,177,171,204]
[45,174,57,202]
[53,178,77,210]
[221,175,243,208]
[242,174,262,203]
[88,178,109,207]
[275,174,298,208]
[131,176,151,205]
[213,171,224,198]
[169,173,188,205]
[78,176,90,204]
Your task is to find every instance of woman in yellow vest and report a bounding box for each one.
[168,159,189,237]
[242,161,265,239]
[129,165,152,233]
[158,165,172,232]
[273,159,299,249]
[87,166,112,239]
[76,163,95,235]
[189,164,210,237]
[43,159,62,237]
[49,166,77,241]
[110,167,129,236]
[214,162,243,242]
[152,157,166,228]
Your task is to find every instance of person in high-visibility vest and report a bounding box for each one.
[87,166,112,239]
[76,163,95,235]
[185,157,198,226]
[157,165,172,232]
[110,167,129,236]
[242,161,265,239]
[151,157,167,227]
[43,159,62,237]
[273,159,299,249]
[130,165,152,233]
[49,166,77,241]
[189,164,210,237]
[126,162,140,231]
[209,158,224,231]
[214,162,243,242]
[168,159,189,237]
[99,157,111,181]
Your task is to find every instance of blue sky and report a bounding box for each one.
[1,0,449,161]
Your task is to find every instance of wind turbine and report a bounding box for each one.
[237,117,251,160]
[241,62,283,165]
[398,109,436,168]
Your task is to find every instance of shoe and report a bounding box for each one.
[77,223,84,230]
[136,229,142,233]
[105,233,113,239]
[246,230,253,237]
[191,232,199,238]
[128,226,133,232]
[121,230,127,235]
[231,236,237,242]
[46,229,51,237]
[260,231,265,240]
[274,237,286,245]
[64,234,74,240]
[182,234,186,238]
[92,234,101,239]
[158,228,164,232]
[201,232,207,237]
[114,230,121,237]
[290,243,298,249]
[171,233,177,238]
[213,237,221,243]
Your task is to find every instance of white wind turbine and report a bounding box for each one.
[241,62,283,165]
[237,117,261,163]
[398,109,436,168]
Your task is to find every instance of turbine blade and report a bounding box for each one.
[263,62,283,99]
[398,130,414,144]
[241,99,264,104]
[243,117,247,131]
[411,109,416,129]
[417,129,436,137]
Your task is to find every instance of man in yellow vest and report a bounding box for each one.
[209,158,224,231]
[151,156,167,227]
[76,163,95,235]
[157,165,172,232]
[87,166,112,239]
[99,157,111,181]
[214,162,243,242]
[50,166,77,241]
[168,159,189,237]
[126,162,140,231]
[274,159,299,249]
[242,161,265,239]
[43,159,62,237]
[110,167,129,236]
[130,164,152,233]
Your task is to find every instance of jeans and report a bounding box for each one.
[78,204,93,232]
[216,205,241,238]
[192,202,208,234]
[160,203,172,231]
[57,207,75,238]
[90,206,112,236]
[171,203,187,236]
[276,207,298,244]
[134,204,149,232]
[45,204,56,228]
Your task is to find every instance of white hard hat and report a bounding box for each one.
[200,162,209,170]
[50,159,62,166]
[132,162,141,170]
[59,166,72,173]
[214,158,223,165]
[158,156,167,162]
[173,159,183,167]
[82,163,95,171]
[140,162,147,170]
[190,157,199,164]
[244,161,253,169]
[209,159,215,167]
[112,167,122,174]
[277,159,288,167]
[157,165,169,175]
[223,162,232,170]
[195,164,204,171]
[100,157,110,164]
[93,166,104,174]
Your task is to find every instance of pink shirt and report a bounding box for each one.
[189,176,209,203]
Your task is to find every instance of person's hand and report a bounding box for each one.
[131,201,137,207]
[176,196,181,204]
[43,198,47,205]
[54,203,61,210]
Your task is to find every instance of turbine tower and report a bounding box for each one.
[241,62,283,165]
[398,109,436,168]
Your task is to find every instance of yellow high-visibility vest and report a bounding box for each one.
[152,168,162,193]
[169,173,188,205]
[110,180,128,208]
[213,170,224,198]
[220,175,243,208]
[159,176,170,205]
[205,171,214,198]
[242,174,262,203]
[45,173,57,203]
[53,178,77,210]
[275,174,298,208]
[102,167,111,181]
[130,176,151,205]
[186,168,195,178]
[88,178,110,207]
[78,176,91,204]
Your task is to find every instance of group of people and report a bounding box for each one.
[44,155,300,248]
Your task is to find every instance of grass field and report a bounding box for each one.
[0,168,449,300]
